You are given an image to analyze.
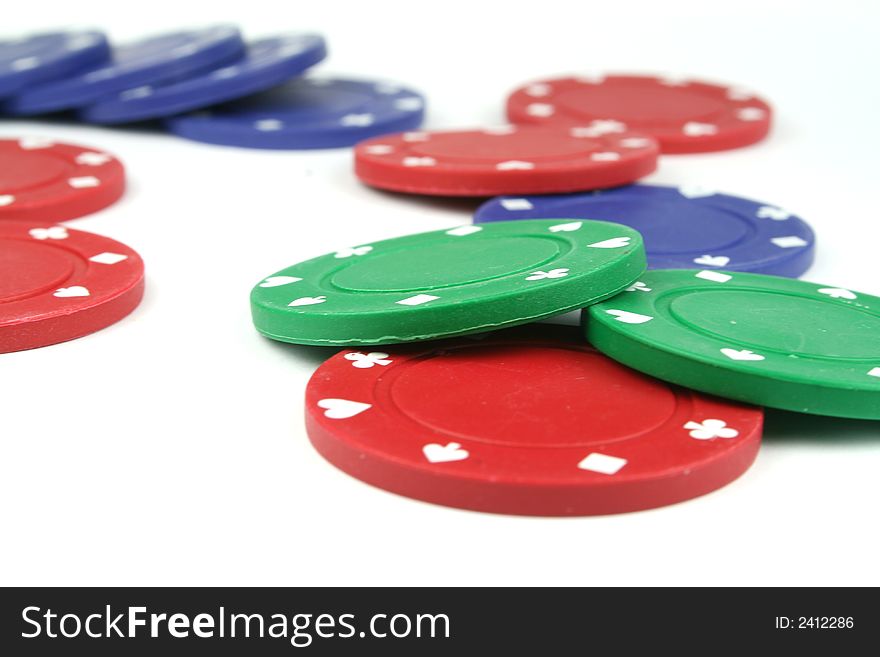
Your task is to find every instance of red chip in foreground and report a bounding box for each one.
[0,222,144,352]
[305,326,763,516]
[506,75,772,154]
[354,125,658,196]
[0,137,125,222]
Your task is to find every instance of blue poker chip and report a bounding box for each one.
[0,30,110,98]
[165,77,426,149]
[4,26,245,114]
[79,34,327,124]
[474,184,816,277]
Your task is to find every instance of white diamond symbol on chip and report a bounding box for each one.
[68,176,100,189]
[403,157,436,167]
[737,107,767,121]
[396,294,439,306]
[696,271,732,283]
[500,198,533,211]
[364,144,393,155]
[19,137,54,150]
[341,113,374,127]
[683,122,718,136]
[619,137,653,149]
[12,56,40,71]
[525,83,551,97]
[483,125,517,135]
[120,86,153,100]
[172,44,199,58]
[577,453,627,475]
[394,97,423,111]
[578,119,627,137]
[446,226,482,236]
[89,252,128,265]
[211,67,239,79]
[771,236,808,248]
[256,119,283,131]
[496,160,534,170]
[76,152,112,166]
[526,103,555,117]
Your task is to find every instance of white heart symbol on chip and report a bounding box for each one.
[317,398,372,419]
[422,442,470,464]
[587,237,630,249]
[548,222,582,233]
[288,296,326,307]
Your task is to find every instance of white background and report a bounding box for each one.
[2,0,879,587]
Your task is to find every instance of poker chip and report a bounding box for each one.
[354,125,658,196]
[251,219,645,346]
[305,326,763,516]
[0,221,144,353]
[506,75,772,154]
[474,184,815,277]
[585,270,880,420]
[0,30,110,98]
[0,138,125,223]
[80,34,327,124]
[4,26,246,115]
[165,77,426,149]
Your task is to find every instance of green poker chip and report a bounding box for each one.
[585,269,880,419]
[251,219,645,345]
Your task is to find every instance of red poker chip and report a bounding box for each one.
[0,137,126,222]
[305,326,763,516]
[506,75,772,154]
[0,221,144,353]
[353,125,658,196]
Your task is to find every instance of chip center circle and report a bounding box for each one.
[0,239,76,301]
[555,84,728,124]
[330,237,563,292]
[669,290,880,358]
[0,151,68,192]
[409,131,600,162]
[580,197,752,254]
[390,344,678,447]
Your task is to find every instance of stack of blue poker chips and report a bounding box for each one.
[1,27,427,150]
[4,26,246,114]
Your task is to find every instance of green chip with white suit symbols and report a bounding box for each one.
[250,219,646,346]
[584,269,880,419]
